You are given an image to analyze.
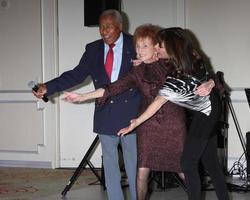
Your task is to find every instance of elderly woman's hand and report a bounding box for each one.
[117,119,138,136]
[195,79,215,96]
[132,59,142,66]
[62,92,85,103]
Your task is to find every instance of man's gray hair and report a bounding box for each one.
[99,9,123,24]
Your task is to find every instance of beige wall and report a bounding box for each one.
[0,0,58,168]
[0,0,249,169]
[186,0,250,169]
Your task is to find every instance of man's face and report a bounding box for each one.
[99,15,122,45]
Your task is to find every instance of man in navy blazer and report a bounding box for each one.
[33,10,140,200]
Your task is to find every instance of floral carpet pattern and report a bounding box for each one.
[0,167,98,200]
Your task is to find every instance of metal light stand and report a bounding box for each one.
[148,171,187,193]
[61,135,105,197]
[219,88,230,175]
[217,71,250,192]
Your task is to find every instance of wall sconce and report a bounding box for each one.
[0,0,10,11]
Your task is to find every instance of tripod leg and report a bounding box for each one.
[227,98,250,169]
[101,155,106,188]
[226,97,250,191]
[86,160,106,189]
[61,135,100,197]
[227,99,248,156]
[172,173,187,192]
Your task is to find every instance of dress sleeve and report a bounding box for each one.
[158,76,212,116]
[96,68,138,105]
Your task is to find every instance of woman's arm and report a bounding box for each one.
[117,95,168,136]
[62,88,105,103]
[63,69,137,104]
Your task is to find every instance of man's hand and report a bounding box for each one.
[32,83,47,99]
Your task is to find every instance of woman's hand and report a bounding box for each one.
[62,92,87,103]
[117,119,139,136]
[133,51,158,66]
[195,79,215,96]
[63,88,105,103]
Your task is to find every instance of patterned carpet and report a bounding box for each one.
[0,167,99,200]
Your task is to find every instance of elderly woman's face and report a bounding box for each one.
[135,37,156,63]
[155,42,169,59]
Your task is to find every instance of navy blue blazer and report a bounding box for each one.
[45,33,141,135]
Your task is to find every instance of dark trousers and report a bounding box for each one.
[181,91,229,200]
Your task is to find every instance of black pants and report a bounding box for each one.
[181,91,229,200]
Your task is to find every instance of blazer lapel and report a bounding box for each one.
[118,35,133,79]
[96,42,110,82]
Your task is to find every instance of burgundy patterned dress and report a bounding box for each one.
[101,60,186,172]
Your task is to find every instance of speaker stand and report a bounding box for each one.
[61,135,105,197]
[148,171,187,193]
[217,71,250,192]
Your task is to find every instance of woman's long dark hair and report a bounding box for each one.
[156,27,203,76]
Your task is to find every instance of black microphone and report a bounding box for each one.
[28,81,49,102]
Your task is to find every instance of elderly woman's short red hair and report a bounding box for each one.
[133,24,162,45]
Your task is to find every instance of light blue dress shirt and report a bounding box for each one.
[104,33,123,82]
